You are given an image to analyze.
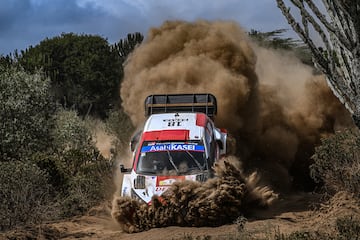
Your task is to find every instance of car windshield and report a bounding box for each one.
[136,141,206,175]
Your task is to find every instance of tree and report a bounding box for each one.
[0,55,13,68]
[18,33,123,118]
[248,29,312,65]
[112,32,144,62]
[277,0,360,128]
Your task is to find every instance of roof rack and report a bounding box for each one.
[145,93,217,118]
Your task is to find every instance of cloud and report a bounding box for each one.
[0,0,292,55]
[0,0,31,33]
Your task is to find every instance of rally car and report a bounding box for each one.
[120,94,227,204]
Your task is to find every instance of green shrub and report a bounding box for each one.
[30,148,114,219]
[30,151,69,194]
[105,108,134,156]
[0,67,54,161]
[106,108,134,143]
[52,109,94,154]
[49,109,114,217]
[0,161,53,231]
[60,153,114,217]
[310,129,360,198]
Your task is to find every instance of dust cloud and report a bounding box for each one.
[253,47,352,190]
[115,20,353,232]
[120,20,260,134]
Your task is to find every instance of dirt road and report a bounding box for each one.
[3,191,359,239]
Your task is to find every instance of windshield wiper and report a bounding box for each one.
[186,151,203,171]
[166,150,179,173]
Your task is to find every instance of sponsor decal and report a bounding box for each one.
[163,118,189,127]
[156,176,185,186]
[141,144,204,152]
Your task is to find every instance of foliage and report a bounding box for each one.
[60,156,113,217]
[0,33,143,231]
[310,129,360,198]
[29,111,113,221]
[112,32,144,62]
[0,55,13,68]
[248,29,312,65]
[105,108,135,160]
[0,66,54,161]
[277,0,360,128]
[18,33,123,118]
[2,32,144,119]
[0,161,53,231]
[106,108,135,145]
[52,109,93,154]
[30,151,69,194]
[48,109,114,217]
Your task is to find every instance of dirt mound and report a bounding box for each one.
[111,156,277,233]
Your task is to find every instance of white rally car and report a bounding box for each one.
[120,94,227,204]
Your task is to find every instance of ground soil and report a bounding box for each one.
[1,191,359,240]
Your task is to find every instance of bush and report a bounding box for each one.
[51,109,98,175]
[30,151,69,194]
[49,109,114,217]
[30,148,114,219]
[0,161,53,231]
[0,75,116,229]
[60,158,113,217]
[0,67,54,161]
[105,108,134,155]
[310,129,360,198]
[52,109,93,154]
[106,108,134,143]
[58,148,114,217]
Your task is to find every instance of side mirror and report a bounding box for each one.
[120,164,132,173]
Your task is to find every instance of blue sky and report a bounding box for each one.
[0,0,294,55]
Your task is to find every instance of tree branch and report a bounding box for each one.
[277,0,359,116]
[276,0,329,74]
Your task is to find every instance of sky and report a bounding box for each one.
[0,0,295,56]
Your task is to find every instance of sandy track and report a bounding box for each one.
[6,192,359,240]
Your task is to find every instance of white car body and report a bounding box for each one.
[120,100,226,204]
